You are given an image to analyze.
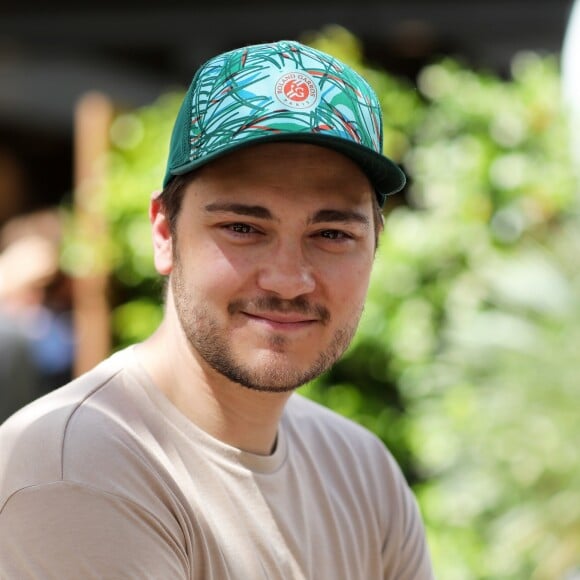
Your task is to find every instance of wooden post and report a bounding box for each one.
[72,92,113,376]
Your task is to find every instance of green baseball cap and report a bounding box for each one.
[163,40,406,205]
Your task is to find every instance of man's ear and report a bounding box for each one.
[150,194,173,275]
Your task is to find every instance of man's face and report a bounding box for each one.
[152,143,378,393]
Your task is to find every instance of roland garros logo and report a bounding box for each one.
[275,71,319,110]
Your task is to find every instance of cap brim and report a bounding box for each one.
[165,133,406,205]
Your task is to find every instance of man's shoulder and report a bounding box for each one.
[284,393,410,517]
[285,392,388,456]
[0,348,132,505]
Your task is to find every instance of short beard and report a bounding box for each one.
[171,259,359,393]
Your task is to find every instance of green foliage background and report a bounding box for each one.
[95,27,580,579]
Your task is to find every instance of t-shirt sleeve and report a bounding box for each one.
[0,481,189,580]
[389,482,435,580]
[380,455,435,580]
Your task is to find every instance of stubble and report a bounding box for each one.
[171,257,360,393]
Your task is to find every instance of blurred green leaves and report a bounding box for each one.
[309,26,580,580]
[97,26,580,579]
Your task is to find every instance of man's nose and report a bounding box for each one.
[256,242,316,299]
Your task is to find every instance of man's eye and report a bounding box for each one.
[228,223,255,234]
[319,230,350,240]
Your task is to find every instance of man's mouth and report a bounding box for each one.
[242,311,318,330]
[229,296,330,326]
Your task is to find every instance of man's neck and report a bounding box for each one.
[136,323,291,456]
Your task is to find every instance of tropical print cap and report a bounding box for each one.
[163,40,406,204]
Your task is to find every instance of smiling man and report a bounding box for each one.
[0,41,434,579]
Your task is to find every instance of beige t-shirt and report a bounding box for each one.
[0,347,433,579]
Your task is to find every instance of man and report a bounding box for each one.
[0,40,434,579]
[0,231,61,420]
[0,312,39,422]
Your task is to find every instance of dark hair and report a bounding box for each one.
[159,173,384,247]
[158,174,191,238]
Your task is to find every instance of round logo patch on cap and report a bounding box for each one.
[274,71,320,111]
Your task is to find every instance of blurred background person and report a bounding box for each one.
[0,209,75,422]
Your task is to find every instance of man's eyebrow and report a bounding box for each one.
[203,202,274,219]
[309,209,370,228]
[203,203,368,227]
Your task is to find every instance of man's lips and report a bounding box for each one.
[242,311,319,328]
[228,297,330,325]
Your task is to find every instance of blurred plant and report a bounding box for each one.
[308,26,580,580]
[103,93,182,346]
[97,26,580,579]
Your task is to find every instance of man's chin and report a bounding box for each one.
[235,381,302,394]
[220,354,322,393]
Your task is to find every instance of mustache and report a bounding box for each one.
[228,296,330,324]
